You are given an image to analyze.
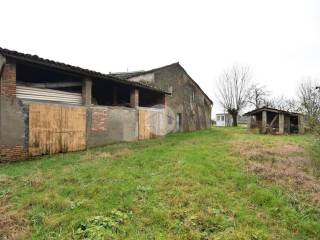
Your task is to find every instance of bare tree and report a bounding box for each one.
[264,95,300,112]
[216,65,252,126]
[297,78,320,130]
[248,83,270,109]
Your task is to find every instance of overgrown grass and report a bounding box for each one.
[0,127,320,239]
[311,138,320,176]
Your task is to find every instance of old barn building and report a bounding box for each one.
[244,107,305,134]
[109,63,213,132]
[0,48,212,161]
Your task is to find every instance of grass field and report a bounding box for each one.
[1,127,320,239]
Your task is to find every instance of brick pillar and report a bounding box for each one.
[82,78,92,106]
[0,63,16,97]
[279,113,284,134]
[130,88,139,108]
[298,114,305,134]
[262,111,267,134]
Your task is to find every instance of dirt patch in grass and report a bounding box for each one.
[232,140,320,206]
[0,175,13,186]
[22,171,51,189]
[232,140,305,162]
[81,148,133,162]
[0,194,30,240]
[0,174,30,239]
[248,162,320,202]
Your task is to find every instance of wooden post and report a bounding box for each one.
[130,88,139,108]
[247,116,252,129]
[298,114,305,134]
[279,113,284,134]
[262,111,267,133]
[82,78,92,106]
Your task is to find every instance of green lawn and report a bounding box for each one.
[1,127,320,239]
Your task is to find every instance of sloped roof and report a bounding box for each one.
[0,47,169,94]
[244,106,301,116]
[109,62,213,104]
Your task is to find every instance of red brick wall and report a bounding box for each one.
[0,145,28,162]
[0,63,16,97]
[91,110,107,132]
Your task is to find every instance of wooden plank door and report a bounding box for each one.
[29,103,86,156]
[139,110,150,140]
[60,106,86,152]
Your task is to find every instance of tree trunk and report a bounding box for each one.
[231,113,238,126]
[227,109,238,127]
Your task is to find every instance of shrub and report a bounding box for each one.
[74,209,130,240]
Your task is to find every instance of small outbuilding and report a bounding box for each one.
[244,107,305,134]
[216,113,233,127]
[216,113,248,127]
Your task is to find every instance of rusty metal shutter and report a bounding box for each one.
[16,85,82,105]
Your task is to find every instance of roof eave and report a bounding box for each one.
[2,50,169,95]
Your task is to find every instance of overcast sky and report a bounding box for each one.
[1,0,320,115]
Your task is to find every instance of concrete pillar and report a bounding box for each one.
[279,113,284,134]
[262,111,267,133]
[298,115,305,134]
[113,86,118,105]
[130,88,139,108]
[82,78,92,106]
[247,116,252,129]
[0,62,16,97]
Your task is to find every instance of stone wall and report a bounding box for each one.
[125,64,212,132]
[144,64,212,132]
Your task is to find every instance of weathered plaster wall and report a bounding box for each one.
[87,106,138,148]
[135,64,212,132]
[0,96,28,160]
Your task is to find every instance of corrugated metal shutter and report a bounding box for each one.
[16,85,82,105]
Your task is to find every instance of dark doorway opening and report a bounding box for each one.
[290,116,299,133]
[176,113,182,132]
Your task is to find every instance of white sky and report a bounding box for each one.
[1,0,320,116]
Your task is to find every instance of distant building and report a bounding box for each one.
[216,113,233,127]
[216,113,248,127]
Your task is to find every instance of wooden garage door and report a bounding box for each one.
[29,103,86,156]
